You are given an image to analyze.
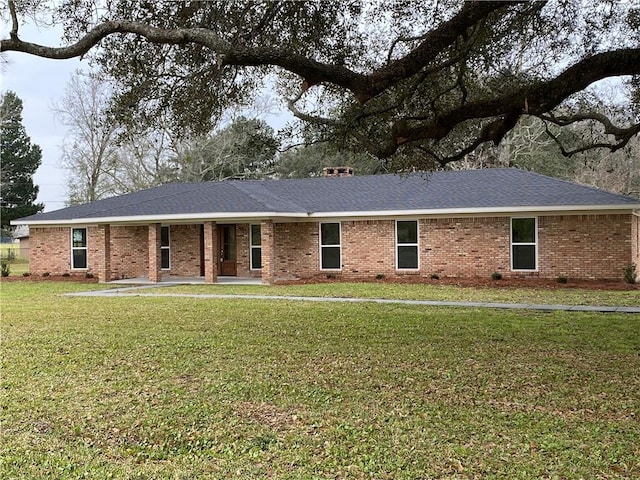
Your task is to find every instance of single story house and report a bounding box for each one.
[12,168,640,284]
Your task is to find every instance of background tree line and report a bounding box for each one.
[58,70,639,206]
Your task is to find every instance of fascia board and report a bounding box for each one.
[11,211,309,226]
[307,204,640,219]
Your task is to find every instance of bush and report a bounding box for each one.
[42,272,50,277]
[430,273,440,280]
[556,276,568,284]
[375,273,385,280]
[22,272,30,277]
[62,273,71,277]
[491,272,502,280]
[0,260,9,277]
[623,263,637,284]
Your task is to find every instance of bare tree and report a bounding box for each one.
[53,70,121,204]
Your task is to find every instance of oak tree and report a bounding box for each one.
[2,0,639,168]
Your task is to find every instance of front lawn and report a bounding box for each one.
[1,282,639,478]
[157,281,640,307]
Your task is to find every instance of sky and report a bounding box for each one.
[2,22,85,212]
[1,21,293,213]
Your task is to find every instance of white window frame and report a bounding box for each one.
[161,225,170,271]
[396,220,419,270]
[71,227,88,270]
[250,224,262,270]
[319,222,342,271]
[510,217,538,271]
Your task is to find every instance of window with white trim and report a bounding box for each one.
[71,227,87,269]
[511,217,537,270]
[161,226,170,270]
[396,220,419,269]
[320,222,341,270]
[250,224,262,270]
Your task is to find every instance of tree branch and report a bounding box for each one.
[8,0,19,40]
[393,48,640,152]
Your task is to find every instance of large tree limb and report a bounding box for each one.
[1,1,509,103]
[391,48,640,154]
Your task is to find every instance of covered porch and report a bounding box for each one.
[109,276,262,285]
[96,220,276,284]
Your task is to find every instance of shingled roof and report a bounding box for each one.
[14,168,640,225]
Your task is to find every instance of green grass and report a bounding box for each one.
[2,282,639,479]
[156,282,640,306]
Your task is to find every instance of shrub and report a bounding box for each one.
[22,272,30,277]
[430,273,440,280]
[491,272,502,280]
[0,260,9,277]
[62,273,71,277]
[375,273,385,280]
[42,272,50,277]
[556,276,568,284]
[623,263,637,284]
[325,273,336,280]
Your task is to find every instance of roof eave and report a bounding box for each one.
[10,211,309,226]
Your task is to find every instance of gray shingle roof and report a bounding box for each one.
[15,168,640,224]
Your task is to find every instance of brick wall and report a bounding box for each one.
[110,226,148,280]
[539,214,632,279]
[27,213,637,282]
[272,222,319,280]
[168,224,202,277]
[422,217,510,277]
[269,214,635,282]
[29,227,72,275]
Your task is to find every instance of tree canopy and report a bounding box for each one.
[0,91,43,228]
[2,0,640,168]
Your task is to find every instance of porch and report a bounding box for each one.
[109,276,262,285]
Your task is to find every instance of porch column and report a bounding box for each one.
[97,224,111,283]
[148,223,162,283]
[203,221,218,284]
[261,219,276,285]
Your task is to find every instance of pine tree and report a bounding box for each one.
[0,91,44,229]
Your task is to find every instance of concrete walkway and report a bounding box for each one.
[63,284,640,313]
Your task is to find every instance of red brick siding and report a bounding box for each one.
[29,227,72,275]
[270,214,634,282]
[27,214,637,282]
[342,220,396,277]
[539,215,632,280]
[236,223,260,278]
[272,222,319,280]
[168,224,201,277]
[422,217,510,278]
[110,226,148,280]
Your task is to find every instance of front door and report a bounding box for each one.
[217,224,237,276]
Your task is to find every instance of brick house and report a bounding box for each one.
[12,169,640,284]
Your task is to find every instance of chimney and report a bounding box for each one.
[323,166,354,177]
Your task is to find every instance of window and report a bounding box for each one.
[161,226,170,270]
[511,218,537,270]
[320,222,341,270]
[250,224,262,270]
[396,220,418,269]
[71,227,87,269]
